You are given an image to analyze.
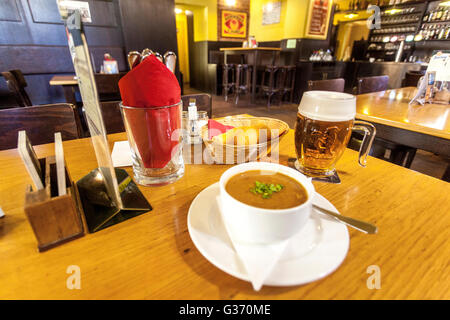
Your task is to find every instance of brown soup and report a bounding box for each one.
[225,170,308,209]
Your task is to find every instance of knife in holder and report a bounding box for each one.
[24,156,84,252]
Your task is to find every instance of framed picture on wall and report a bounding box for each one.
[305,0,333,40]
[221,10,247,39]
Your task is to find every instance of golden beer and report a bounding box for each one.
[294,91,376,177]
[295,113,353,176]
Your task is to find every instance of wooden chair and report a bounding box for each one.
[402,71,425,87]
[1,70,32,107]
[94,72,126,102]
[0,104,82,150]
[350,73,417,168]
[87,95,212,136]
[307,78,345,93]
[355,75,389,94]
[100,101,125,134]
[181,94,212,118]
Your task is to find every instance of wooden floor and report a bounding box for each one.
[185,85,449,181]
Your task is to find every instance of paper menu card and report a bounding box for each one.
[426,53,450,82]
[55,132,66,196]
[18,130,44,191]
[58,8,123,209]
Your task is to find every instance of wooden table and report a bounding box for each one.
[220,47,281,104]
[49,75,78,106]
[1,128,449,299]
[356,87,450,158]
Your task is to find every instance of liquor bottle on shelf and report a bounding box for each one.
[436,7,444,20]
[438,26,446,40]
[442,9,449,21]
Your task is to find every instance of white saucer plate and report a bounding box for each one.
[187,182,350,287]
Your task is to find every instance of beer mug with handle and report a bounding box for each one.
[294,91,376,177]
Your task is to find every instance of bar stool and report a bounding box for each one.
[234,64,252,105]
[222,64,235,102]
[280,65,296,103]
[259,66,283,107]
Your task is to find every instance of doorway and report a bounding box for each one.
[175,9,190,84]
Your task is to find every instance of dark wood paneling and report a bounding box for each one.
[0,0,21,21]
[0,0,127,105]
[28,0,118,27]
[118,0,178,55]
[1,0,181,105]
[190,41,208,91]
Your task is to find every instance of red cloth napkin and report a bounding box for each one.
[119,55,181,168]
[208,119,234,140]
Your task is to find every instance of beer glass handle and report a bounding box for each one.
[352,121,376,167]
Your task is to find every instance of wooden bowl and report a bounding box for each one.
[201,116,289,164]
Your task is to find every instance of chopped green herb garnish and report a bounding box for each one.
[249,181,284,199]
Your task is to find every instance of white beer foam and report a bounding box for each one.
[298,91,356,122]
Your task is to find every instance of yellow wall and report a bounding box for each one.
[282,0,309,39]
[249,0,286,42]
[249,0,310,42]
[176,12,190,82]
[176,0,217,41]
[176,0,331,43]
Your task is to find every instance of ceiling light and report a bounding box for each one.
[344,12,359,19]
[385,8,402,15]
[226,0,236,6]
[174,8,182,14]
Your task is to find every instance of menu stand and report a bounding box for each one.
[76,168,152,233]
[58,8,152,234]
[24,156,84,252]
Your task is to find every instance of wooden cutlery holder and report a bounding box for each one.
[24,156,84,252]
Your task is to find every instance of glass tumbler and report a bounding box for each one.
[120,101,184,186]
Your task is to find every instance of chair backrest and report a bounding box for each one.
[356,75,389,94]
[94,72,126,101]
[181,94,212,118]
[0,103,82,150]
[93,97,213,135]
[1,70,32,107]
[99,101,125,134]
[403,71,424,87]
[308,78,345,93]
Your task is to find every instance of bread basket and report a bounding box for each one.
[201,116,289,164]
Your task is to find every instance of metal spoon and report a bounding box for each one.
[313,204,378,234]
[140,48,154,62]
[127,51,141,69]
[163,51,177,73]
[154,52,164,63]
